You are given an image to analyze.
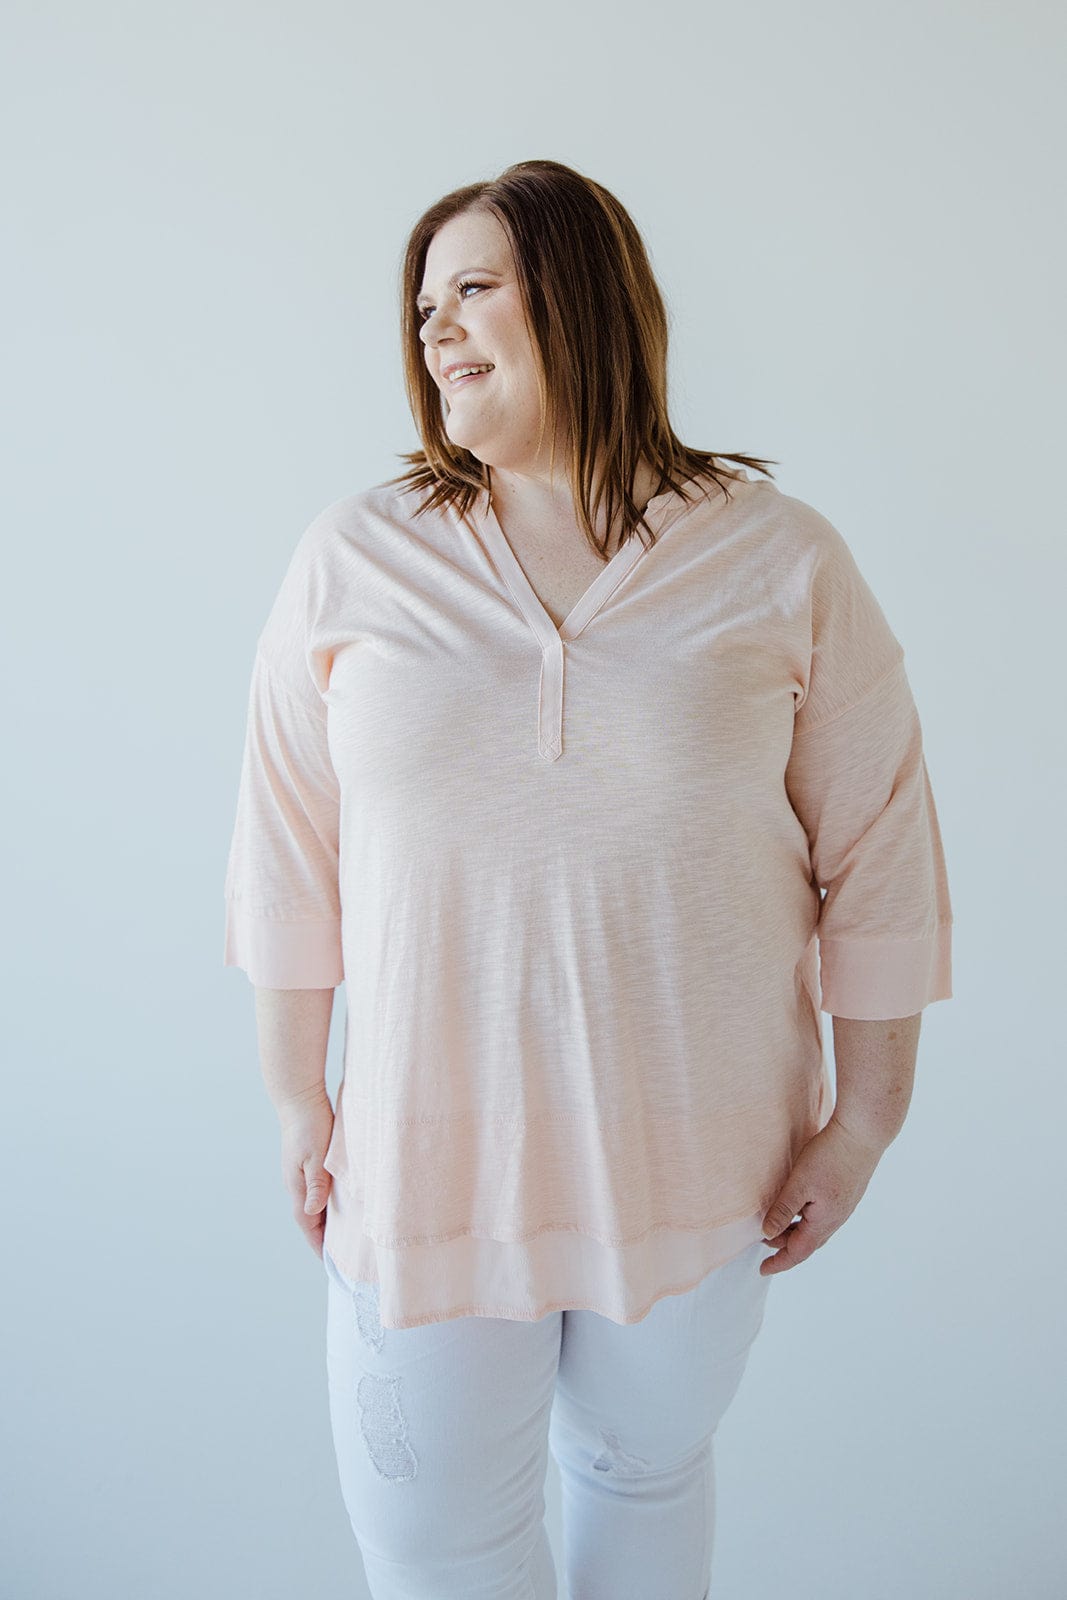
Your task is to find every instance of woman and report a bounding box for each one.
[223,158,952,1599]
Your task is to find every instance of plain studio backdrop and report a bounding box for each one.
[2,2,1063,1596]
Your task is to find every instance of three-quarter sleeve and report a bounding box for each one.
[784,519,953,1020]
[222,525,344,989]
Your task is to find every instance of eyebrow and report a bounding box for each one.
[416,267,502,309]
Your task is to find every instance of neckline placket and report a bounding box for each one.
[475,474,730,761]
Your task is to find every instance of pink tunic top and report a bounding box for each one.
[222,468,953,1329]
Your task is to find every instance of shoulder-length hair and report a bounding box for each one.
[384,158,777,555]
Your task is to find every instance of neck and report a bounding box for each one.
[486,457,663,540]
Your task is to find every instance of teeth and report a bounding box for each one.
[449,365,492,381]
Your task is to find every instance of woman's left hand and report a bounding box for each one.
[759,1114,888,1275]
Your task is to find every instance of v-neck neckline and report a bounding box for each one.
[477,472,724,648]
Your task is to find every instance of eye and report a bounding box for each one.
[417,278,486,322]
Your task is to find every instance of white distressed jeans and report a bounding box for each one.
[323,1237,775,1600]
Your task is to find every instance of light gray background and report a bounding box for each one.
[3,2,1063,1596]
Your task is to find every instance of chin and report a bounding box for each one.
[444,421,482,453]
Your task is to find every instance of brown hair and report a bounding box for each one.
[383,158,778,557]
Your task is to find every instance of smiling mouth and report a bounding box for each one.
[444,362,495,386]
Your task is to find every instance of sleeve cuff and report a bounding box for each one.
[223,902,344,988]
[818,923,952,1019]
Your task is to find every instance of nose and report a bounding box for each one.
[420,302,465,350]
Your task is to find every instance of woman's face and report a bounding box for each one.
[418,209,561,474]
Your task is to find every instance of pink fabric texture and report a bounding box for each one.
[223,469,953,1329]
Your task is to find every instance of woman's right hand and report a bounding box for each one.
[276,1087,335,1258]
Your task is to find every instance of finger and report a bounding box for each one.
[761,1242,800,1274]
[760,1222,814,1274]
[303,1167,332,1215]
[762,1217,800,1248]
[761,1205,802,1243]
[298,1211,326,1255]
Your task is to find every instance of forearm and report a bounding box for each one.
[829,1013,921,1150]
[253,986,335,1115]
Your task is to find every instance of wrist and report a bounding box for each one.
[273,1081,332,1123]
[828,1107,895,1155]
